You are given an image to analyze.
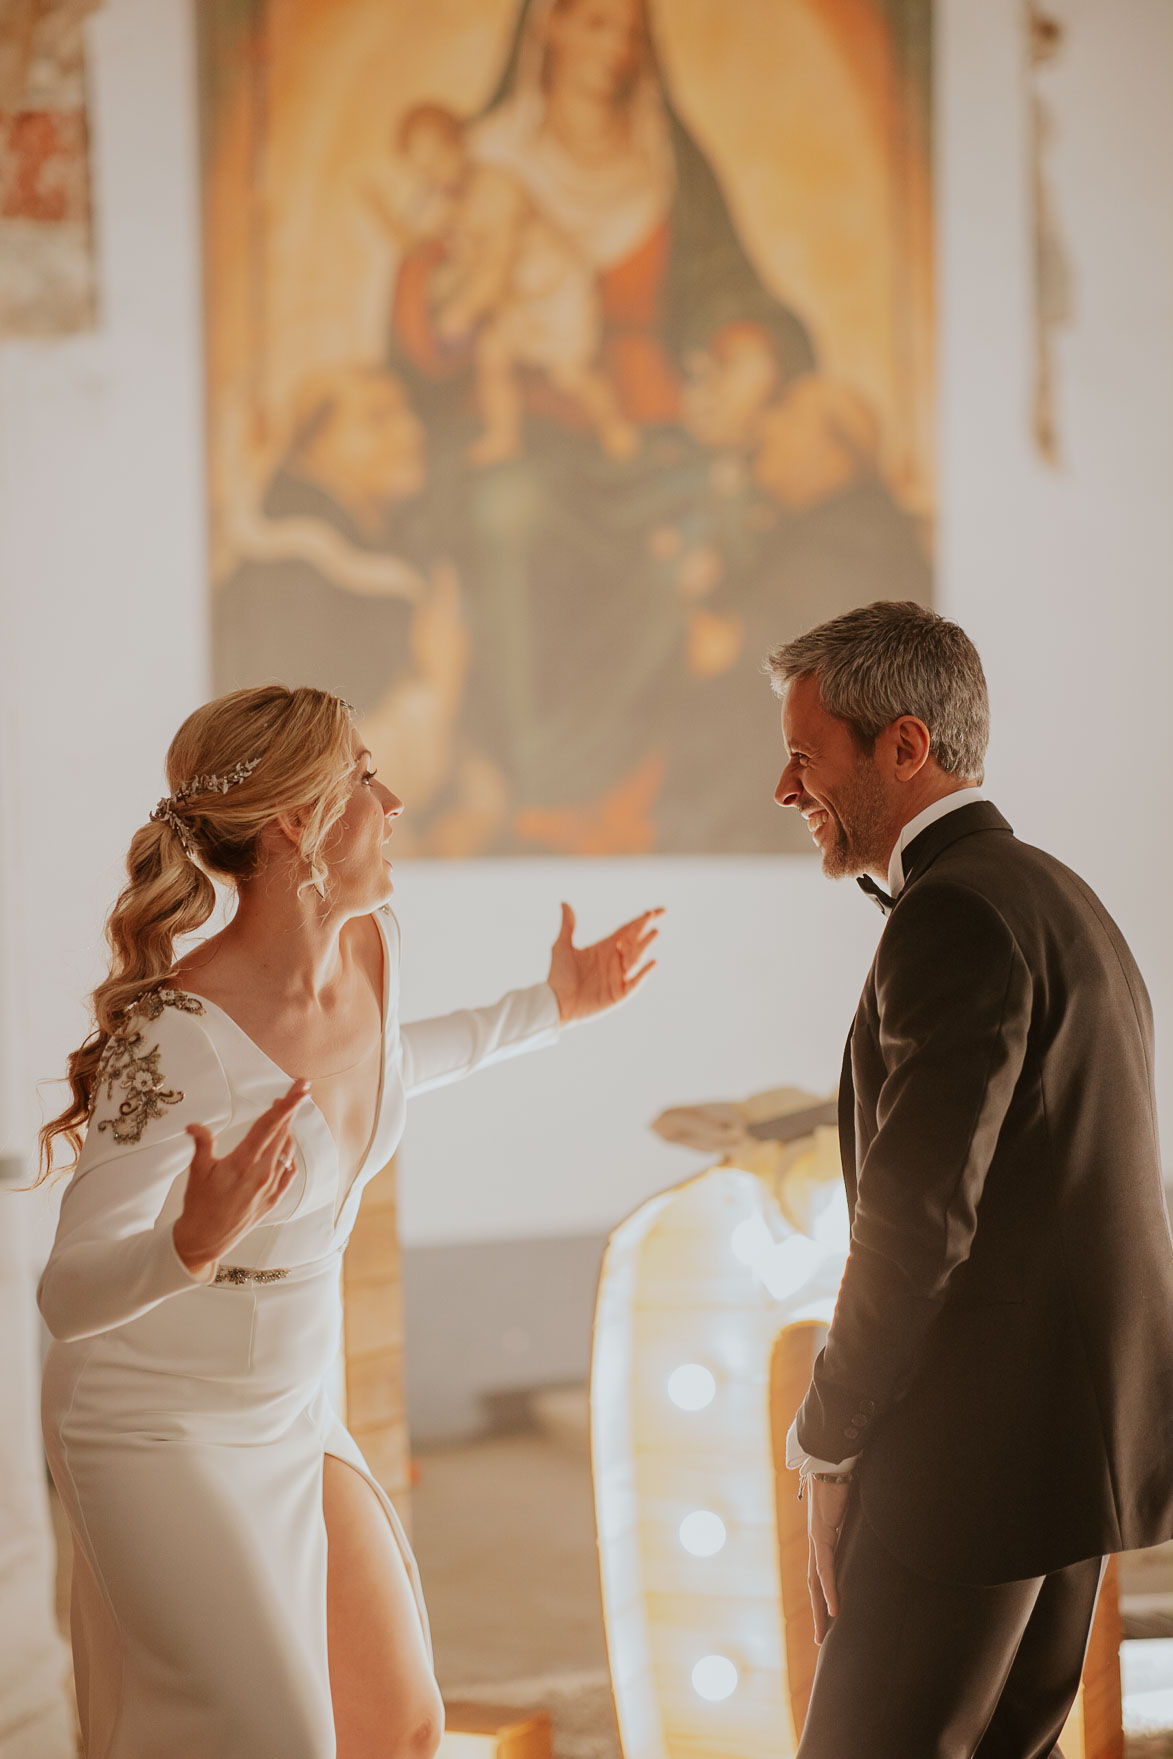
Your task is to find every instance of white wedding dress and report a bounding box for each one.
[39,906,561,1758]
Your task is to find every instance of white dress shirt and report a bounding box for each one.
[787,784,987,1479]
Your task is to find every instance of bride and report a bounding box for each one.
[37,683,661,1759]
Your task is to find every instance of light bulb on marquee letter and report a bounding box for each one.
[667,1363,717,1410]
[679,1510,727,1557]
[692,1655,739,1702]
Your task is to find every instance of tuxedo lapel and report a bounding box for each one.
[837,1028,858,1208]
[836,805,1012,1220]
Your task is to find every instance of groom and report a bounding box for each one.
[769,601,1173,1757]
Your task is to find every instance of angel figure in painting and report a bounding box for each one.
[37,684,662,1758]
[681,322,883,514]
[371,101,637,465]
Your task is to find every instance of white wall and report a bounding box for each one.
[0,2,208,1743]
[393,858,879,1243]
[0,0,208,1219]
[936,0,1173,1121]
[0,0,1169,1268]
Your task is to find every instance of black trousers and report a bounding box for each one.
[796,1495,1106,1759]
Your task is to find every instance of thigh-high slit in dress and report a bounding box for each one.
[39,907,561,1758]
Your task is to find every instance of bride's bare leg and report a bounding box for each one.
[323,1454,444,1759]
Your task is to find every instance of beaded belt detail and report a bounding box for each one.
[213,1265,290,1286]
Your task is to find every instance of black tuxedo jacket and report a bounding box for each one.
[795,801,1173,1583]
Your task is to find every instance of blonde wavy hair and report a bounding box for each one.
[38,685,357,1181]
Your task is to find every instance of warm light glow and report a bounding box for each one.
[728,1169,851,1300]
[436,1734,500,1758]
[1121,1639,1173,1738]
[692,1654,739,1702]
[678,1510,727,1557]
[810,1183,851,1253]
[758,1235,824,1301]
[730,1213,773,1265]
[592,1158,848,1759]
[667,1362,717,1411]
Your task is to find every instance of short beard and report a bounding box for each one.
[820,756,892,880]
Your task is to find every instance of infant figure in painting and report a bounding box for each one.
[381,102,638,467]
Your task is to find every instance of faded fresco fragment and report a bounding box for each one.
[0,0,101,336]
[202,0,934,856]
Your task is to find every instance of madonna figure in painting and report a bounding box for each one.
[388,0,929,853]
[38,684,660,1758]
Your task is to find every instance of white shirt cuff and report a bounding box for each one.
[785,1416,860,1476]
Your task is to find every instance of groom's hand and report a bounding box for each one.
[807,1476,852,1645]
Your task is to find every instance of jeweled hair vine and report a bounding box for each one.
[148,756,263,859]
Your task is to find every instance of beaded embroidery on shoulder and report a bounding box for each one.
[90,989,206,1145]
[135,987,206,1023]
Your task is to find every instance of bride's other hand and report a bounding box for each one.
[172,1079,309,1277]
[546,903,664,1024]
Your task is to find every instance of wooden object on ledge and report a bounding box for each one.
[439,1702,553,1759]
[770,1319,827,1743]
[341,1155,411,1524]
[1059,1554,1123,1759]
[747,1101,839,1145]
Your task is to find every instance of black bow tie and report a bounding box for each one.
[857,874,895,916]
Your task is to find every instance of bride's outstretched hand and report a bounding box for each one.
[546,903,665,1024]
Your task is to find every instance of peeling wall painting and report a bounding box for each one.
[202,0,934,856]
[0,0,101,336]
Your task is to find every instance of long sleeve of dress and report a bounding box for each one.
[379,906,563,1098]
[400,983,562,1098]
[37,1004,234,1342]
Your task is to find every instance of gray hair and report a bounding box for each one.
[766,601,989,780]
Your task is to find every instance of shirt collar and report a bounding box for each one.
[887,786,986,899]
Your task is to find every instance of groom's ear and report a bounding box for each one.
[888,714,933,782]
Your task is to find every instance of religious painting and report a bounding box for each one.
[200,0,933,856]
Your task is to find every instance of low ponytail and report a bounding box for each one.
[37,819,216,1179]
[36,684,355,1181]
